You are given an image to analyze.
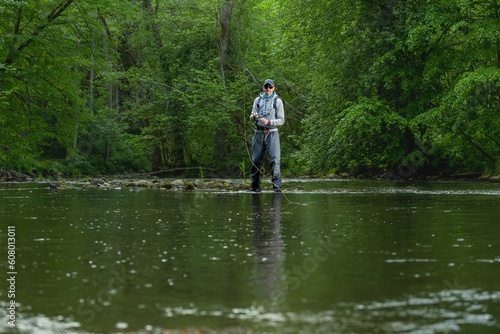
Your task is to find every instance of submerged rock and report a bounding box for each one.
[0,170,32,182]
[49,181,73,190]
[134,180,152,187]
[172,179,184,187]
[159,181,173,189]
[123,327,254,334]
[184,181,195,190]
[171,179,196,190]
[90,178,105,186]
[490,175,500,182]
[124,180,152,188]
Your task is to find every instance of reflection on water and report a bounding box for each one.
[0,180,499,333]
[251,193,286,304]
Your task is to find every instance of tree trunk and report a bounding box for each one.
[142,0,186,170]
[495,0,500,66]
[219,0,233,83]
[89,33,95,113]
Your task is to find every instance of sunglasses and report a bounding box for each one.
[264,84,274,89]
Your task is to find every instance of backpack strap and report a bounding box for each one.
[256,97,263,109]
[257,96,279,110]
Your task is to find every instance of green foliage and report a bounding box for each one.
[413,67,500,172]
[1,0,499,177]
[238,159,248,181]
[329,98,407,174]
[77,107,151,174]
[293,0,500,175]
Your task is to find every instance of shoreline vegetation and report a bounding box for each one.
[1,170,499,191]
[2,0,499,192]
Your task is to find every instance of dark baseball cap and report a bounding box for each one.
[263,79,275,87]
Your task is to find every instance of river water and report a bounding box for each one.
[0,179,499,334]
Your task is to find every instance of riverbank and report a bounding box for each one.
[1,169,499,191]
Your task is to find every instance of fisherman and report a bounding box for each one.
[249,79,285,192]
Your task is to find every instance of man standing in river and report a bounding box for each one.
[249,79,285,192]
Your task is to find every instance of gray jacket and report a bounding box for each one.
[250,93,285,131]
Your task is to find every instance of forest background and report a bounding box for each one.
[1,0,499,179]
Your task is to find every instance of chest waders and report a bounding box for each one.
[251,96,282,191]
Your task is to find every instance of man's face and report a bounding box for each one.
[264,84,275,96]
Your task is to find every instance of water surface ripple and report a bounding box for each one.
[0,180,499,333]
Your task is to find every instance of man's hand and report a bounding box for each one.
[260,118,269,125]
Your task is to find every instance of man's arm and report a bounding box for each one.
[250,98,258,122]
[271,99,285,126]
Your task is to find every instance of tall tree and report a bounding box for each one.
[1,0,80,170]
[219,0,234,82]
